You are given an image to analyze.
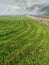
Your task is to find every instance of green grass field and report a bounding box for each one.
[0,16,49,65]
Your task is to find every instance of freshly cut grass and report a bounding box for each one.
[0,16,49,65]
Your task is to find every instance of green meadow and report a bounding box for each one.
[40,13,49,19]
[0,16,49,65]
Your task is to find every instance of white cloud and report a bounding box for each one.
[7,5,21,11]
[0,0,49,15]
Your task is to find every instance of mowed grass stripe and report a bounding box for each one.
[0,16,49,65]
[0,19,28,41]
[3,20,32,41]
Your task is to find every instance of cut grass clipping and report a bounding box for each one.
[0,16,49,65]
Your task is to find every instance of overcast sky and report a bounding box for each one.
[0,0,49,15]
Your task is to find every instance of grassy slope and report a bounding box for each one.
[0,16,49,65]
[40,13,49,19]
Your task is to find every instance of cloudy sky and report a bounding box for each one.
[0,0,49,15]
